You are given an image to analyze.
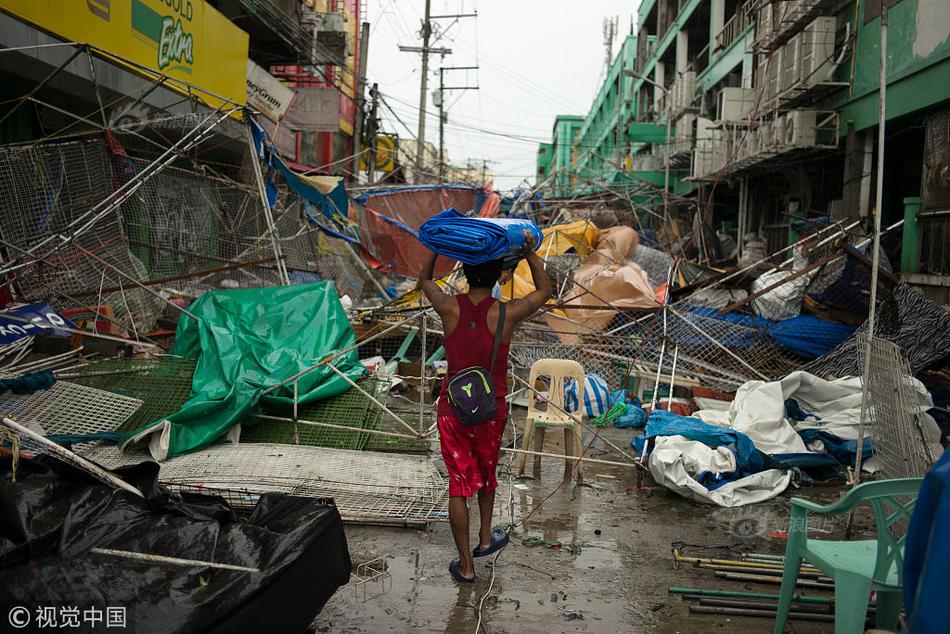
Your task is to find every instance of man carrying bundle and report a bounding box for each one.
[418,232,552,583]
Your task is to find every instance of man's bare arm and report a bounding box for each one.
[418,251,455,316]
[507,232,552,324]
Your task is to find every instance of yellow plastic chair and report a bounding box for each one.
[773,477,924,634]
[517,359,586,482]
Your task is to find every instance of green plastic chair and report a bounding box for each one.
[773,477,923,634]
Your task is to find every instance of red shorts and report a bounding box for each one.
[438,408,507,498]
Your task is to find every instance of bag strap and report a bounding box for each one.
[489,300,506,372]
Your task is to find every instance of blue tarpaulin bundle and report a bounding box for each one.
[418,208,543,265]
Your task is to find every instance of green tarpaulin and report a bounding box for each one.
[123,282,364,460]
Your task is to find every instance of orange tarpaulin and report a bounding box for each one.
[544,226,658,342]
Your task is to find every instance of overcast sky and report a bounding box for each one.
[366,0,640,192]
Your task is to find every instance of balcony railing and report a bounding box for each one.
[714,1,753,54]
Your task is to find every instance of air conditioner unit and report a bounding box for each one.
[758,121,773,154]
[675,112,696,145]
[717,87,754,122]
[781,0,803,25]
[316,12,346,32]
[755,4,773,41]
[770,115,787,152]
[785,110,818,147]
[781,34,802,93]
[745,128,758,160]
[678,70,696,110]
[767,47,784,104]
[801,16,837,87]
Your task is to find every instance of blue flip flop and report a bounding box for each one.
[449,559,476,583]
[473,528,510,558]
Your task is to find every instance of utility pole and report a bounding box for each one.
[413,0,431,183]
[351,21,371,182]
[436,65,478,182]
[399,6,477,184]
[367,83,380,184]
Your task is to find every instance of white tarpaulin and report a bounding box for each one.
[647,436,792,507]
[645,371,941,507]
[696,371,941,450]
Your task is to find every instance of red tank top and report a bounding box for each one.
[437,295,510,417]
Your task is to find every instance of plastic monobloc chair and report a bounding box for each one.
[774,477,924,634]
[516,359,586,482]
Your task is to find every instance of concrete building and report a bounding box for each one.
[538,0,950,301]
[549,115,586,197]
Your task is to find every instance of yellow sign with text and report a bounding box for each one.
[0,0,248,107]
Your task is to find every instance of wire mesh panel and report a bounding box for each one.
[0,140,163,331]
[858,334,935,479]
[243,378,389,450]
[62,356,197,433]
[0,381,143,436]
[80,442,449,525]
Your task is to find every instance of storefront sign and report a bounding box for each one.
[1,0,248,107]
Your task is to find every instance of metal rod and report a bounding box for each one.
[667,587,831,604]
[325,362,421,437]
[687,605,834,623]
[72,244,198,320]
[694,598,835,614]
[244,118,290,285]
[665,345,679,411]
[0,310,153,350]
[714,571,834,589]
[669,307,770,380]
[697,563,829,580]
[90,548,259,572]
[419,313,427,433]
[0,45,85,128]
[70,257,277,297]
[1,417,145,499]
[855,1,889,485]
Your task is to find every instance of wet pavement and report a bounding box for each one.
[314,425,864,633]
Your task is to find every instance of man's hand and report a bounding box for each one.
[522,230,537,258]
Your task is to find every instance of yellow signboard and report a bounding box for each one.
[0,0,248,107]
[359,135,397,173]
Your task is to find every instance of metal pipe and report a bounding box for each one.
[244,118,290,285]
[90,548,259,573]
[687,605,834,622]
[72,244,198,320]
[667,587,831,604]
[714,571,834,589]
[855,0,889,485]
[2,417,145,499]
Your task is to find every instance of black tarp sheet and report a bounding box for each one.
[0,457,351,633]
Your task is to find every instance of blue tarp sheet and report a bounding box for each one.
[251,119,349,219]
[904,449,949,634]
[418,208,543,266]
[354,184,478,205]
[631,410,775,490]
[688,308,855,359]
